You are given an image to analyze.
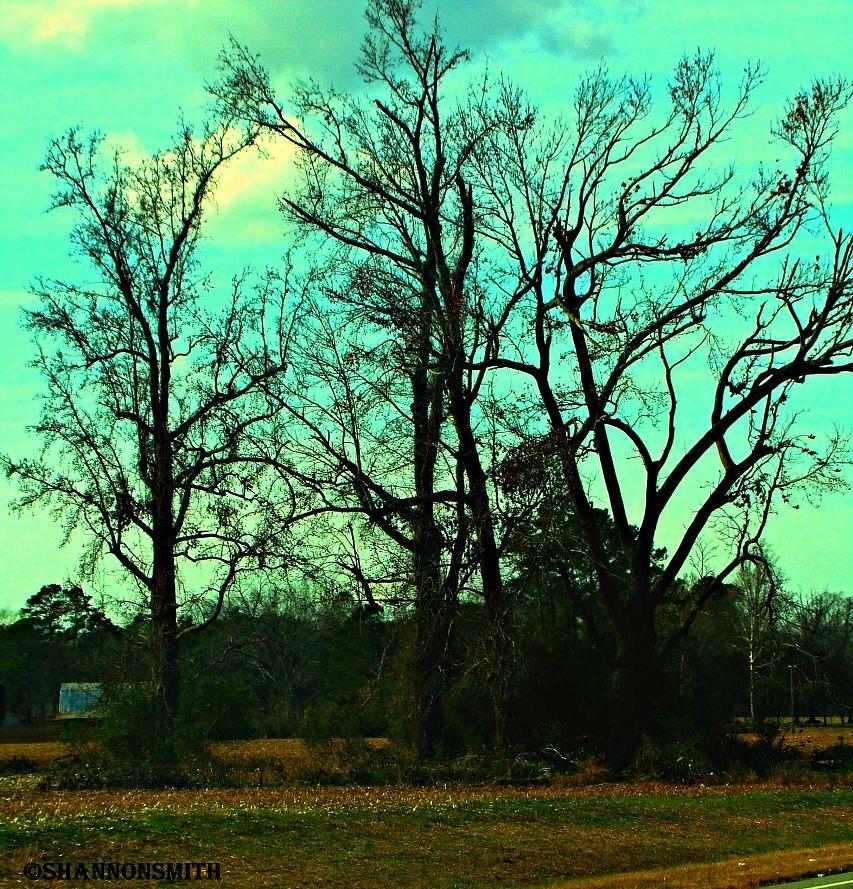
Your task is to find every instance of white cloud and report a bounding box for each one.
[100,129,149,165]
[214,137,298,214]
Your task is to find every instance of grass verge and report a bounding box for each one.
[551,844,853,888]
[0,783,850,887]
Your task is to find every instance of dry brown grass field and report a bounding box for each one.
[3,724,850,771]
[742,725,853,757]
[0,741,66,770]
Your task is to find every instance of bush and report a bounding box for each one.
[0,755,38,775]
[39,746,191,790]
[300,699,362,745]
[812,741,853,772]
[39,683,210,789]
[179,674,260,742]
[301,737,403,785]
[630,736,716,784]
[99,683,206,765]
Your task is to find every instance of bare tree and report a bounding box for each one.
[730,555,786,720]
[3,117,298,745]
[785,589,853,724]
[276,292,472,753]
[213,0,524,750]
[473,58,853,765]
[211,0,852,763]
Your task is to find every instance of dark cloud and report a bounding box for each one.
[211,1,645,91]
[428,0,644,60]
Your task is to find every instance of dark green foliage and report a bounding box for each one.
[295,612,389,742]
[181,673,260,743]
[655,587,744,741]
[39,748,191,790]
[18,584,113,639]
[0,584,123,725]
[59,684,201,787]
[36,680,226,789]
[812,741,853,771]
[4,558,851,784]
[629,736,715,784]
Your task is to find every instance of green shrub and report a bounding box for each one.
[300,699,361,745]
[812,741,853,772]
[179,674,260,742]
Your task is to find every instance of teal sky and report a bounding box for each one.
[0,0,851,610]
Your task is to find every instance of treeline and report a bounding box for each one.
[3,545,850,750]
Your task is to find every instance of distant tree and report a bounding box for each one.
[19,583,112,640]
[0,584,132,725]
[502,462,617,745]
[3,116,298,750]
[657,577,742,735]
[729,557,788,720]
[0,617,52,722]
[786,590,853,723]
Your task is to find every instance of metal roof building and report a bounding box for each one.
[57,683,102,719]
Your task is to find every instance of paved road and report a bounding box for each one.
[764,872,853,888]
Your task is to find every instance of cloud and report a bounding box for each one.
[210,1,644,92]
[0,1,637,97]
[208,134,298,243]
[200,1,365,87]
[0,0,173,49]
[0,0,367,89]
[98,128,298,245]
[99,129,149,166]
[214,140,297,212]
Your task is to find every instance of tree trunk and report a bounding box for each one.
[607,609,659,772]
[150,410,178,760]
[409,293,452,758]
[451,425,508,746]
[413,579,454,758]
[411,499,456,757]
[748,648,755,720]
[446,334,508,749]
[150,549,179,723]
